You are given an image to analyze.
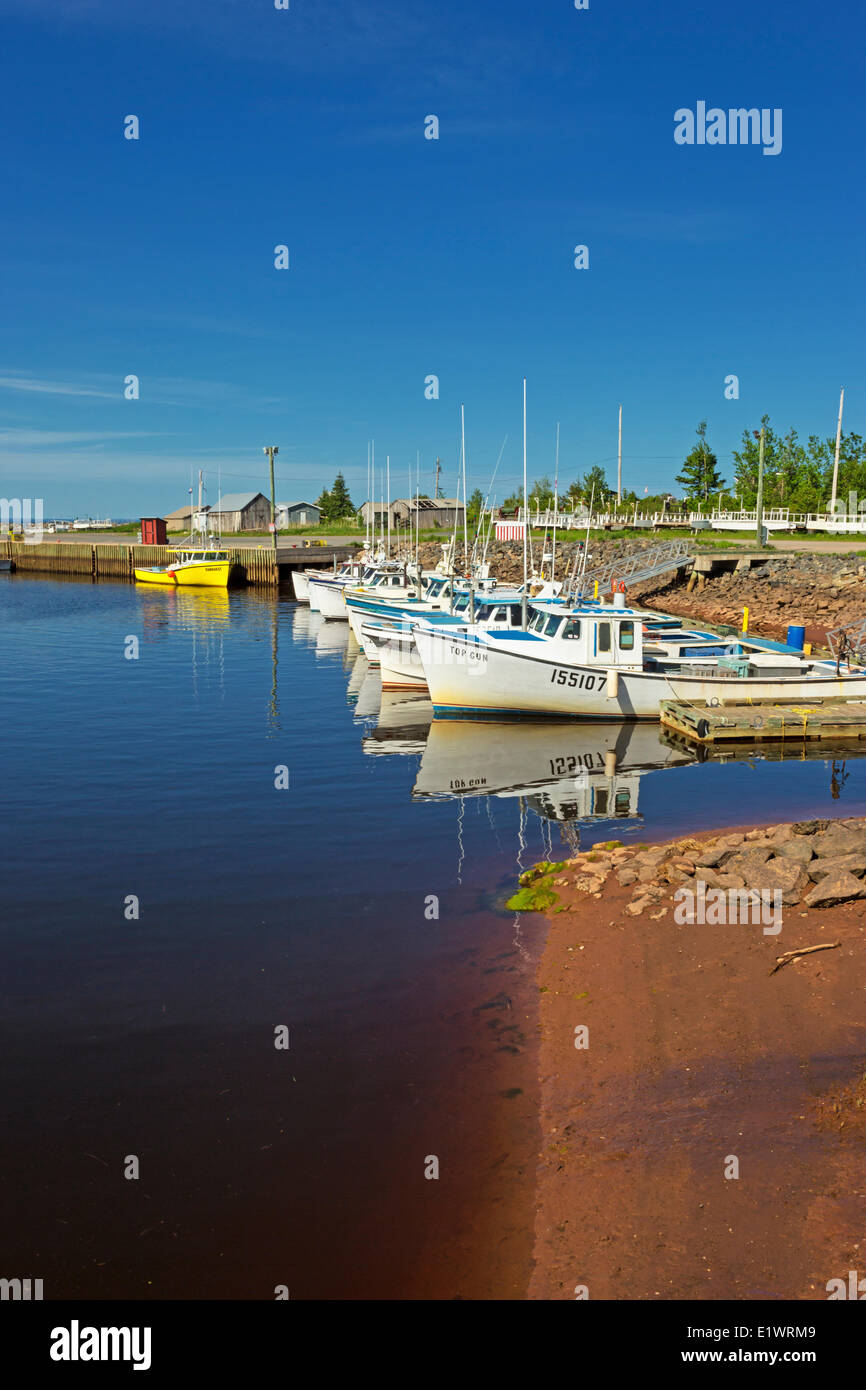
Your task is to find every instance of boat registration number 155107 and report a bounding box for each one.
[550,668,597,689]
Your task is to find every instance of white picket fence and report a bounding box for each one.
[512,506,866,534]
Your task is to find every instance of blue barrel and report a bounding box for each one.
[786,624,805,651]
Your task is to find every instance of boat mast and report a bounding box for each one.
[521,378,528,628]
[365,442,371,552]
[386,454,391,558]
[415,450,421,587]
[552,421,560,583]
[461,403,468,572]
[449,443,461,580]
[830,387,845,516]
[579,481,595,588]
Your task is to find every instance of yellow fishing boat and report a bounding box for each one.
[134,542,235,588]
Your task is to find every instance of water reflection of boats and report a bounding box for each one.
[353,666,382,721]
[291,605,316,643]
[361,691,434,756]
[346,653,369,706]
[138,585,231,632]
[412,720,695,822]
[316,615,351,657]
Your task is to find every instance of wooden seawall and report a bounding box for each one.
[0,540,352,588]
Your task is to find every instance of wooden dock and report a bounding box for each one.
[0,539,353,588]
[660,697,866,745]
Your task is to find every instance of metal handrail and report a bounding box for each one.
[574,539,694,597]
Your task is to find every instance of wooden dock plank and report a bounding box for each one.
[2,540,353,586]
[660,698,866,744]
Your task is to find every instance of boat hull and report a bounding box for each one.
[134,568,177,586]
[310,578,348,619]
[414,627,866,720]
[361,624,427,689]
[174,561,233,587]
[292,571,311,602]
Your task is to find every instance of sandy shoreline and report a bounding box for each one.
[524,816,866,1301]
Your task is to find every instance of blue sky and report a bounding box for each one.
[0,0,864,516]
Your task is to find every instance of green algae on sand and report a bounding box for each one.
[505,860,566,913]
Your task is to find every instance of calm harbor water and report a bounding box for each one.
[2,573,866,1299]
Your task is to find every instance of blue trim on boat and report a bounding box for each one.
[431,705,649,722]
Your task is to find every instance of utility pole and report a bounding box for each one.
[521,378,528,630]
[434,457,441,499]
[830,387,845,515]
[617,404,622,505]
[754,427,765,547]
[263,446,279,556]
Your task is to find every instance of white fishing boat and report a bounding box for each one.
[292,570,312,603]
[363,592,702,686]
[310,563,418,619]
[307,558,373,613]
[295,551,381,606]
[360,590,527,686]
[345,573,456,641]
[413,598,866,720]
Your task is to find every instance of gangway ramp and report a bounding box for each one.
[574,539,694,598]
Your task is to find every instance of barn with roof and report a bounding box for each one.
[205,492,272,532]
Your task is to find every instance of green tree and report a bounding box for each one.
[327,472,355,519]
[466,488,484,525]
[802,430,866,511]
[528,475,555,510]
[676,422,725,501]
[580,465,611,506]
[731,417,823,511]
[315,487,332,519]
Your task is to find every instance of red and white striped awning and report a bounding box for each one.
[495,521,526,541]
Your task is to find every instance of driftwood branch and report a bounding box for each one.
[770,941,842,975]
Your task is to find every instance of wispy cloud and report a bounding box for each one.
[0,370,285,411]
[0,375,118,400]
[0,428,163,446]
[0,0,553,91]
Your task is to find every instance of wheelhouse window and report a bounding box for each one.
[619,621,635,651]
[509,605,523,625]
[597,622,611,653]
[544,614,562,637]
[453,595,469,612]
[562,618,582,639]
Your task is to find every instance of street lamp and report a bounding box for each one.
[263,446,279,555]
[753,428,765,546]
